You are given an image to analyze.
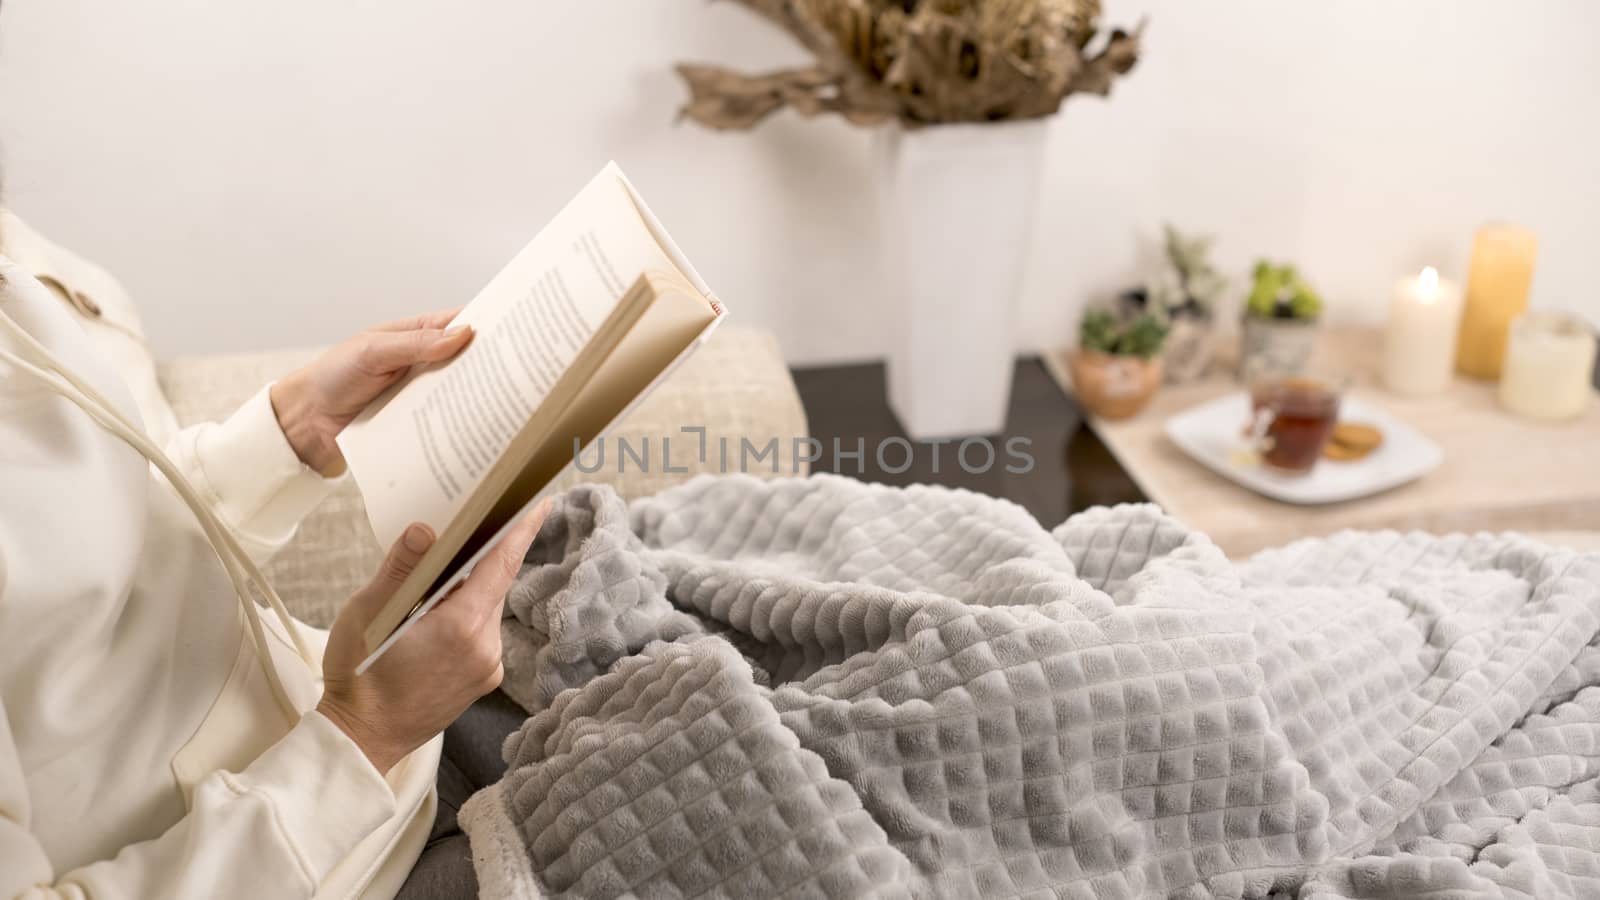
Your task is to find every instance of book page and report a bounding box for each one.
[338,163,682,549]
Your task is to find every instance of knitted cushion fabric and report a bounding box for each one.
[157,325,808,625]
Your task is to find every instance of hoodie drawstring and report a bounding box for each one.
[0,305,310,725]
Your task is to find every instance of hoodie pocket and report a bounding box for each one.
[170,626,284,807]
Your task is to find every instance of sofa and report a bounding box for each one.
[158,324,809,626]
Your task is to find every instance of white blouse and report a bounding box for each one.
[0,213,440,900]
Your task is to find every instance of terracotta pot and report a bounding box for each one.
[1069,350,1164,420]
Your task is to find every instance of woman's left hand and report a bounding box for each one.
[269,308,473,474]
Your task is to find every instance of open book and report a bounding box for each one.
[337,162,725,668]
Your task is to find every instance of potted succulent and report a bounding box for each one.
[1070,308,1168,420]
[1119,224,1226,383]
[1240,261,1324,377]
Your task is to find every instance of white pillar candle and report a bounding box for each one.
[1383,266,1464,395]
[1499,311,1597,420]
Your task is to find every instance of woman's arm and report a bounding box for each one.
[0,701,396,900]
[163,310,472,566]
[162,385,347,566]
[0,508,545,899]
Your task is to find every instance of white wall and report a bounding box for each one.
[2,0,1596,364]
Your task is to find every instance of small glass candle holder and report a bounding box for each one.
[1498,311,1597,421]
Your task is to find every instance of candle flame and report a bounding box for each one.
[1419,266,1438,293]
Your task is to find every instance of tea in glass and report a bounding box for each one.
[1248,374,1345,475]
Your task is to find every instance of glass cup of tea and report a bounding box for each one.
[1245,363,1348,476]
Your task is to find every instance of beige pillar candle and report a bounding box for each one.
[1383,266,1463,395]
[1456,223,1538,379]
[1499,311,1597,421]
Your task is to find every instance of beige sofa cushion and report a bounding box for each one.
[159,325,807,626]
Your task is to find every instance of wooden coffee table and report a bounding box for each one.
[1045,327,1600,557]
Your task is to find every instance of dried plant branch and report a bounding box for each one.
[675,64,898,130]
[678,0,1144,129]
[1064,19,1146,97]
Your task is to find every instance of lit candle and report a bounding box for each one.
[1456,223,1538,379]
[1383,266,1464,395]
[1499,311,1597,421]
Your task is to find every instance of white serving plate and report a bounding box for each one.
[1164,392,1443,504]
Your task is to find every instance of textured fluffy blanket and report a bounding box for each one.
[458,475,1600,899]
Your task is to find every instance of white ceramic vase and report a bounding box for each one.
[875,119,1049,438]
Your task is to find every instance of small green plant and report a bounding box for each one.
[1246,261,1323,320]
[1080,308,1169,359]
[1137,223,1225,322]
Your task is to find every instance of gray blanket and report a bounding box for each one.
[457,474,1600,899]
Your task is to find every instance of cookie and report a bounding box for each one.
[1322,440,1370,461]
[1323,422,1384,461]
[1331,422,1383,452]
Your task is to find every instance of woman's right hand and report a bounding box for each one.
[316,502,549,774]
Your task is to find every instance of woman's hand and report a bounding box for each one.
[269,309,472,475]
[316,503,549,775]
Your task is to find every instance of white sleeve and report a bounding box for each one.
[0,707,396,900]
[165,385,344,564]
